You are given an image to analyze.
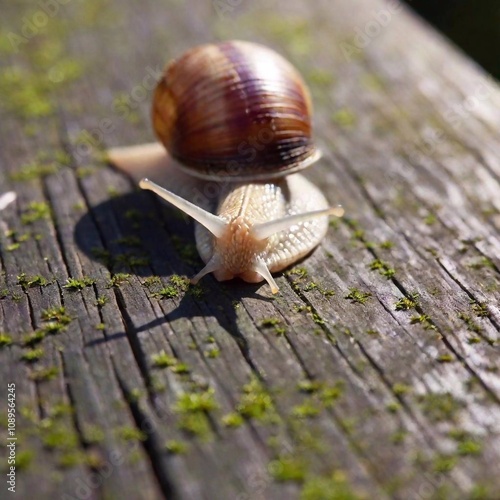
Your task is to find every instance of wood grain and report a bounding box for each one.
[1,0,499,499]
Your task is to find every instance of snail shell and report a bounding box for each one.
[152,40,320,180]
[108,41,343,294]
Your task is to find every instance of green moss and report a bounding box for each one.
[291,401,320,419]
[72,202,85,212]
[23,330,46,347]
[6,243,20,252]
[107,186,120,198]
[332,108,357,128]
[63,276,96,291]
[0,66,54,118]
[467,336,481,345]
[83,425,105,444]
[344,288,372,305]
[95,296,108,307]
[470,301,489,318]
[30,365,59,382]
[148,275,196,299]
[165,440,188,454]
[114,252,150,268]
[75,165,97,179]
[205,347,220,359]
[319,382,344,406]
[297,380,322,394]
[418,392,463,422]
[21,202,51,224]
[269,455,307,482]
[307,69,335,87]
[117,426,147,442]
[433,454,457,473]
[115,235,142,247]
[300,471,363,500]
[142,276,162,288]
[222,412,244,428]
[392,383,411,396]
[287,266,308,279]
[236,378,278,422]
[361,73,385,91]
[174,389,218,414]
[21,348,44,363]
[173,389,216,438]
[95,323,106,331]
[390,431,407,444]
[260,16,313,57]
[468,485,492,499]
[261,317,287,335]
[41,306,72,325]
[394,293,419,311]
[151,350,177,369]
[42,424,79,450]
[40,322,67,336]
[410,314,436,330]
[468,257,495,270]
[107,273,131,287]
[58,450,87,468]
[457,439,482,456]
[153,286,179,299]
[10,162,61,182]
[177,412,211,439]
[380,240,394,250]
[424,214,437,225]
[17,272,50,290]
[368,259,395,279]
[171,363,190,374]
[458,313,482,334]
[15,450,34,471]
[261,317,280,327]
[386,402,401,413]
[437,353,455,363]
[0,333,13,348]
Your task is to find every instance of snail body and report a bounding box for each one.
[108,41,343,294]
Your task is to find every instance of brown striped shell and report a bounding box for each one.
[152,40,320,181]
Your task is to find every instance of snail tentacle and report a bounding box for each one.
[139,178,228,238]
[250,206,344,241]
[252,257,280,294]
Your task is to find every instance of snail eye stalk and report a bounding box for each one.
[139,178,228,238]
[250,206,344,240]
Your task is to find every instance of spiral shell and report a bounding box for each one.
[152,40,320,181]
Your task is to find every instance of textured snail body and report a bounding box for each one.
[152,40,320,180]
[108,41,342,294]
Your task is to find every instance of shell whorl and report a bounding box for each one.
[152,40,319,181]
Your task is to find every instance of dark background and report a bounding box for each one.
[405,0,500,79]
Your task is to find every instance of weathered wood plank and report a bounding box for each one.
[1,0,499,499]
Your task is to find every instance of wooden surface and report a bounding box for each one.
[1,1,500,499]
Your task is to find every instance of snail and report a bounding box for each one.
[108,40,343,294]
